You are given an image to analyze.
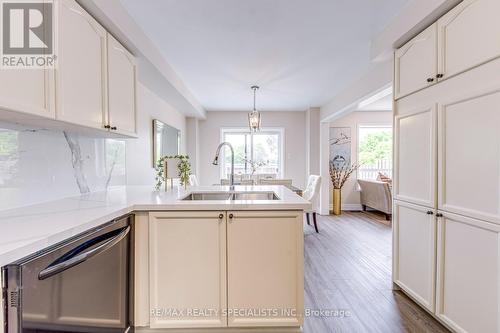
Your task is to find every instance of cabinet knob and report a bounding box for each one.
[436,73,444,79]
[426,211,434,215]
[436,213,443,218]
[228,213,234,219]
[104,125,111,129]
[218,213,224,219]
[110,126,117,130]
[427,78,434,83]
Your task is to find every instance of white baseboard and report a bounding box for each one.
[329,204,363,211]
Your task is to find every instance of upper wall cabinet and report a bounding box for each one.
[0,68,55,119]
[437,0,500,80]
[394,23,437,99]
[56,0,108,130]
[107,34,137,137]
[0,0,137,138]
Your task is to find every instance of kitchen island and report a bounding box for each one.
[0,185,310,333]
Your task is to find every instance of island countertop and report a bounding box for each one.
[0,185,310,267]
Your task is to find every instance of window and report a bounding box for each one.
[358,125,392,180]
[220,128,284,179]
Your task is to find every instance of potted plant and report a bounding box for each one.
[329,161,358,215]
[155,155,191,190]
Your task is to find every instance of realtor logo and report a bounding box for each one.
[1,0,56,68]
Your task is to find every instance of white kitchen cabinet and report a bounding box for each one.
[436,212,500,333]
[394,23,437,99]
[438,84,500,224]
[0,69,55,119]
[226,211,304,327]
[437,0,500,81]
[393,201,436,312]
[107,34,137,137]
[149,211,227,328]
[394,103,437,208]
[56,0,107,130]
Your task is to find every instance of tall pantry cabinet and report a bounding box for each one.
[393,0,500,332]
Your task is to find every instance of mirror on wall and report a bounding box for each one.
[152,119,180,167]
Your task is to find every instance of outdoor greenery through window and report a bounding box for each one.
[220,128,283,180]
[358,125,392,180]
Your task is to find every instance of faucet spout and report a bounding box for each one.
[213,142,235,189]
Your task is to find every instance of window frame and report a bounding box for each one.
[356,123,393,180]
[219,127,285,180]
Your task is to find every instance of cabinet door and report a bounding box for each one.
[395,23,437,99]
[437,0,500,80]
[56,0,107,129]
[393,201,436,312]
[107,34,137,136]
[226,211,303,327]
[0,69,54,118]
[149,211,227,328]
[438,85,500,224]
[436,212,500,333]
[394,104,437,207]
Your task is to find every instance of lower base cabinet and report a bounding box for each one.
[148,210,304,329]
[227,211,304,327]
[149,211,227,328]
[436,212,500,333]
[393,200,436,312]
[394,203,500,333]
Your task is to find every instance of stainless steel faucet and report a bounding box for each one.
[213,142,235,190]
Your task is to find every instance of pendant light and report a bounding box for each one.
[248,85,261,132]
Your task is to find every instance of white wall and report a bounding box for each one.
[126,82,186,186]
[306,108,320,176]
[186,117,200,175]
[323,111,393,211]
[197,111,307,188]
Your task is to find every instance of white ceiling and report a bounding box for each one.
[120,0,410,112]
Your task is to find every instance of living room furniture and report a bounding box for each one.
[357,179,392,221]
[303,175,321,233]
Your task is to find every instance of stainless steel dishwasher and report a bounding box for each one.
[2,215,133,333]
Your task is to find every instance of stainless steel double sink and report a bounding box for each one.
[181,191,280,201]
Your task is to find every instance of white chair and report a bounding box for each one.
[303,175,321,233]
[189,174,199,186]
[258,179,293,189]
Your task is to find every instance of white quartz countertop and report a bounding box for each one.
[0,185,310,267]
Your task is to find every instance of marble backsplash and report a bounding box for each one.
[0,122,126,211]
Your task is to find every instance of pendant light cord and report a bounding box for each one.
[251,85,259,111]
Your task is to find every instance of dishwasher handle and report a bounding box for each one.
[38,225,130,280]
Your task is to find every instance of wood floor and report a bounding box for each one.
[303,211,449,333]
